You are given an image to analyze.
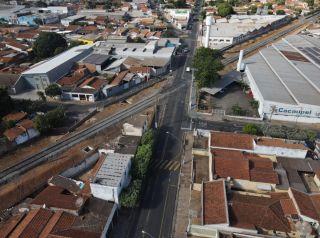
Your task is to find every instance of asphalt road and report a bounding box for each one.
[122,2,201,238]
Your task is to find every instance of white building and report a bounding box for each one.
[165,8,191,29]
[122,114,148,137]
[202,15,289,49]
[90,153,132,205]
[243,35,320,124]
[14,44,93,93]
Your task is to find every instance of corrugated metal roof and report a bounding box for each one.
[22,44,93,75]
[245,35,320,106]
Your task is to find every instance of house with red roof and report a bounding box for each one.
[3,119,39,145]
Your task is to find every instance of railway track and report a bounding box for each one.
[0,94,158,184]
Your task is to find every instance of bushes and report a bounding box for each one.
[243,123,317,142]
[120,180,142,208]
[243,123,262,135]
[120,129,155,208]
[34,106,65,134]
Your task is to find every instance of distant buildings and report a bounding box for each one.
[14,44,93,93]
[164,8,192,29]
[13,38,177,101]
[243,35,320,123]
[202,15,289,49]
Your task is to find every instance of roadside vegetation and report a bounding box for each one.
[192,47,224,89]
[243,123,317,142]
[120,129,155,208]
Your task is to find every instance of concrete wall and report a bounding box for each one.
[253,144,307,159]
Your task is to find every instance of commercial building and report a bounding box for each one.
[202,15,289,49]
[243,35,320,123]
[14,44,93,93]
[90,153,132,204]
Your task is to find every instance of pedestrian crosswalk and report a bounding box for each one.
[150,159,180,171]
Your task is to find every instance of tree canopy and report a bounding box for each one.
[45,84,62,98]
[217,3,234,17]
[33,32,67,59]
[192,47,224,89]
[243,123,262,135]
[276,9,286,15]
[34,106,65,134]
[0,88,14,119]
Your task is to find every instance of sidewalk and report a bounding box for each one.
[173,131,194,238]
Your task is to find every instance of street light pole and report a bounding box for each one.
[141,230,154,238]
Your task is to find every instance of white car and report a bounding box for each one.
[186,67,191,72]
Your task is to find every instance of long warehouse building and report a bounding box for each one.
[243,35,320,123]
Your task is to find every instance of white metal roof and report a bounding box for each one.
[245,35,320,106]
[22,44,93,75]
[94,153,131,187]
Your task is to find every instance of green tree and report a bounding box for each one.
[249,99,259,110]
[45,84,62,98]
[276,0,285,4]
[133,144,152,179]
[161,30,176,38]
[243,123,262,135]
[250,5,257,14]
[304,0,314,6]
[33,32,67,59]
[0,88,14,119]
[37,91,46,102]
[54,46,66,55]
[120,179,142,208]
[34,106,65,134]
[46,106,65,128]
[173,0,187,8]
[217,3,234,17]
[2,120,16,130]
[276,9,286,15]
[192,47,224,89]
[34,114,51,134]
[231,104,243,115]
[265,2,273,9]
[199,10,207,21]
[141,129,154,145]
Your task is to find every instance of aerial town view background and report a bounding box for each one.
[0,0,319,237]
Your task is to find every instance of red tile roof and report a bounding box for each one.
[3,127,25,141]
[17,119,34,130]
[10,208,54,238]
[3,111,27,122]
[291,188,320,221]
[203,180,228,225]
[255,138,307,150]
[250,169,279,184]
[229,193,291,232]
[212,149,279,184]
[210,132,253,150]
[111,70,128,85]
[16,32,38,40]
[213,150,250,180]
[280,199,297,216]
[31,186,86,213]
[79,77,106,90]
[129,66,151,74]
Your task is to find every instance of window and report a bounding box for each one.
[71,94,78,98]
